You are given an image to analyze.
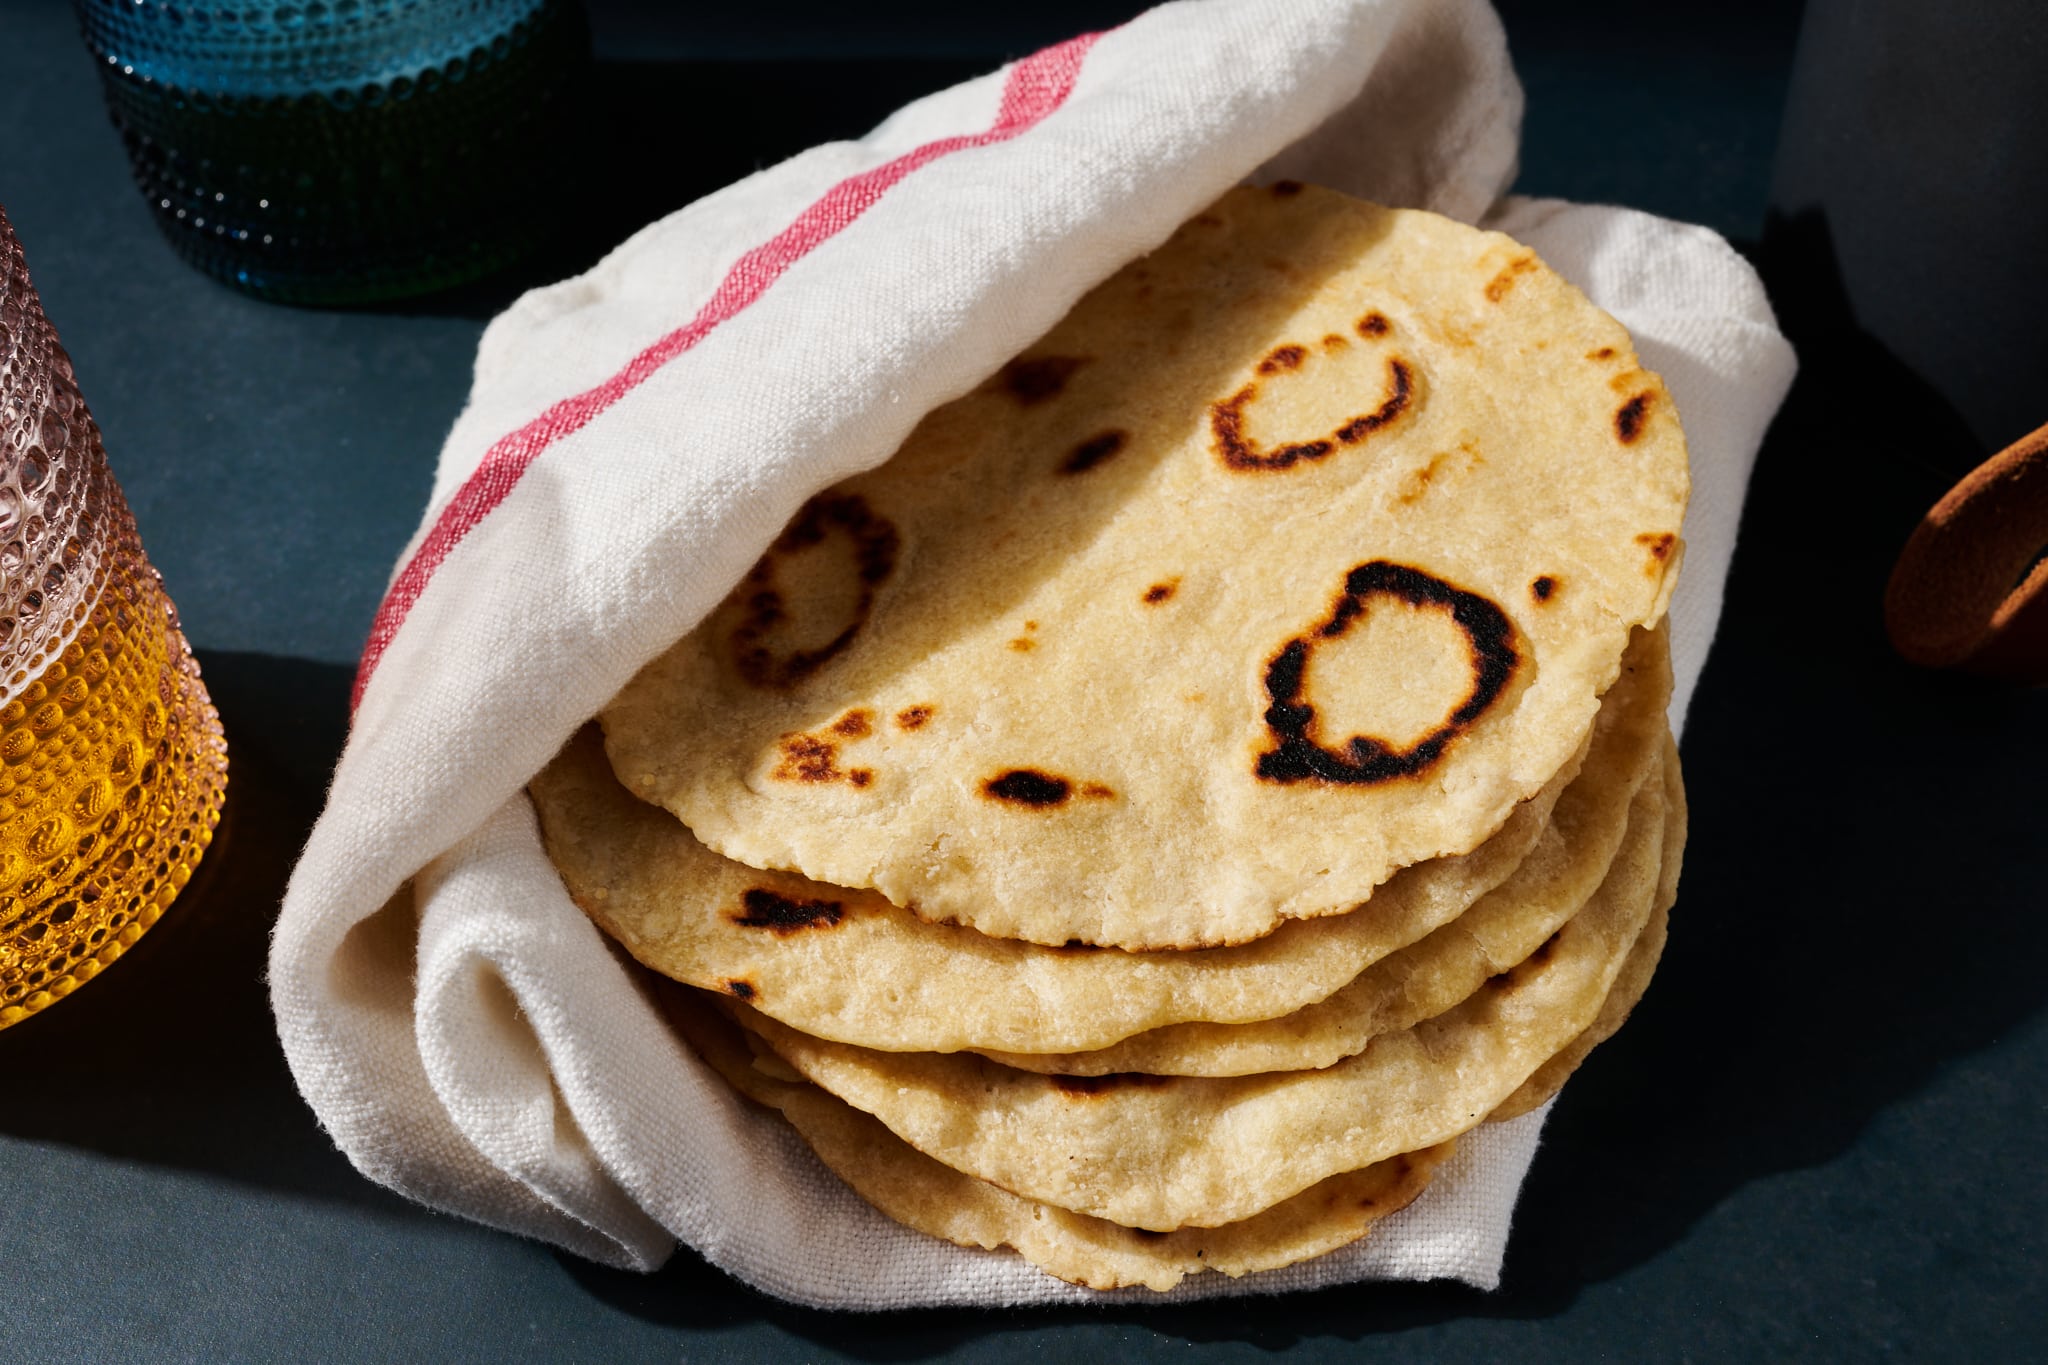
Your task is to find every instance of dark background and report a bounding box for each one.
[2,0,2044,1359]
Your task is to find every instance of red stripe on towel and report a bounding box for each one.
[352,32,1099,712]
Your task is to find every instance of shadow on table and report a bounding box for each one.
[553,211,2048,1353]
[0,651,414,1215]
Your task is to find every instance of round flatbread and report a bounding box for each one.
[604,182,1689,948]
[1489,732,1685,1123]
[734,761,1668,1232]
[541,630,1667,1056]
[660,986,1449,1293]
[982,729,1668,1077]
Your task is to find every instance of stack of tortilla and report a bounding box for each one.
[530,183,1691,1293]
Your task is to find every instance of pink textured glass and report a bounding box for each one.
[0,206,228,1029]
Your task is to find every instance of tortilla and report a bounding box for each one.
[660,985,1449,1293]
[1489,733,1685,1122]
[602,182,1689,949]
[540,629,1666,1056]
[734,777,1668,1232]
[983,734,1665,1077]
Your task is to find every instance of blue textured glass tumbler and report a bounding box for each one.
[73,0,591,305]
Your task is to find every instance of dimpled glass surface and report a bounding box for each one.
[72,0,589,304]
[0,209,227,1029]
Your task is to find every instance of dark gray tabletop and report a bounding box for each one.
[3,1,2043,1359]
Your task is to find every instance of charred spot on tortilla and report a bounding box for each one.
[1483,252,1539,303]
[999,355,1089,405]
[731,888,845,934]
[728,493,899,689]
[983,769,1074,808]
[1615,391,1655,443]
[773,733,842,783]
[772,731,875,788]
[1061,429,1128,475]
[894,704,934,731]
[1211,358,1415,472]
[1256,561,1518,786]
[1257,345,1307,375]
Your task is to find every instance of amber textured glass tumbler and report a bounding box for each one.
[0,207,228,1030]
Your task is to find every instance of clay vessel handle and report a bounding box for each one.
[1886,420,2048,681]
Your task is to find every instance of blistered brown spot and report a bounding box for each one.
[983,769,1072,808]
[1396,449,1460,505]
[1257,344,1307,375]
[1587,346,1616,361]
[1142,579,1179,605]
[1321,333,1349,352]
[1257,561,1519,786]
[1531,575,1557,603]
[1000,355,1089,405]
[830,708,872,738]
[894,704,933,731]
[1637,531,1676,564]
[1061,429,1127,475]
[772,731,876,788]
[1008,637,1036,652]
[1051,1072,1174,1096]
[729,493,900,690]
[731,888,845,935]
[773,733,842,783]
[1270,179,1304,196]
[1483,253,1539,302]
[1615,392,1655,443]
[1080,782,1115,799]
[1212,358,1415,473]
[1356,312,1391,337]
[725,979,757,1001]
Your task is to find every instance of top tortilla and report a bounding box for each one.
[603,182,1689,949]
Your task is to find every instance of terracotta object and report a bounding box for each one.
[1885,420,2048,681]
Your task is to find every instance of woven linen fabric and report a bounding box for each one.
[269,0,1796,1309]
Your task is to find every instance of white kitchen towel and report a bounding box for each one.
[269,0,1795,1309]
